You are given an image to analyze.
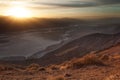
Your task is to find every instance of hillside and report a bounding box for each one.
[0,43,120,80]
[29,33,120,66]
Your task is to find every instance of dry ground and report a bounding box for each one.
[0,53,120,80]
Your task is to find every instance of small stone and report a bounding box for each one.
[64,73,72,77]
[39,67,46,71]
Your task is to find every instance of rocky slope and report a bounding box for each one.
[0,44,120,80]
[30,33,120,66]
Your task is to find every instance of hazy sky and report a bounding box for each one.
[0,0,120,18]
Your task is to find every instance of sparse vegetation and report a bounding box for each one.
[49,75,65,80]
[0,46,120,80]
[26,63,40,72]
[38,67,46,71]
[0,65,16,71]
[68,54,105,69]
[49,65,60,71]
[105,73,120,80]
[99,54,110,61]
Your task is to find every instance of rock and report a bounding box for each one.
[64,73,72,77]
[39,67,46,71]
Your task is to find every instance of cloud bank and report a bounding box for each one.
[30,0,120,8]
[0,0,120,9]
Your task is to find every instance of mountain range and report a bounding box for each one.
[0,17,120,66]
[26,32,120,66]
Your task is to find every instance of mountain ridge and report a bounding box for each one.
[27,32,120,66]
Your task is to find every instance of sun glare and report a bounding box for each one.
[5,6,32,18]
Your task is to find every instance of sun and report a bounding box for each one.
[5,6,32,18]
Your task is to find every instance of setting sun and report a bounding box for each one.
[5,6,32,18]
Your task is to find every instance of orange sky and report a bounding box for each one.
[0,0,120,18]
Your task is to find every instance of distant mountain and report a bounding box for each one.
[28,41,66,59]
[0,16,85,33]
[0,16,120,34]
[29,33,120,66]
[0,17,120,59]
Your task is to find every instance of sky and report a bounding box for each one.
[0,0,120,18]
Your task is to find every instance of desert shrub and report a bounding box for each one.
[0,65,16,71]
[49,65,60,71]
[38,67,46,71]
[99,54,110,61]
[5,66,15,71]
[0,65,5,71]
[26,63,40,72]
[64,73,72,77]
[60,65,68,70]
[49,75,65,80]
[69,54,105,69]
[0,66,5,71]
[14,65,26,70]
[105,74,120,80]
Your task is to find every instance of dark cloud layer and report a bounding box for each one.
[99,0,120,4]
[32,1,98,8]
[40,2,97,8]
[34,0,120,8]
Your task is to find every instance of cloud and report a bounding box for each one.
[39,2,97,8]
[99,0,120,4]
[29,1,98,9]
[30,0,120,9]
[31,1,97,8]
[1,0,119,9]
